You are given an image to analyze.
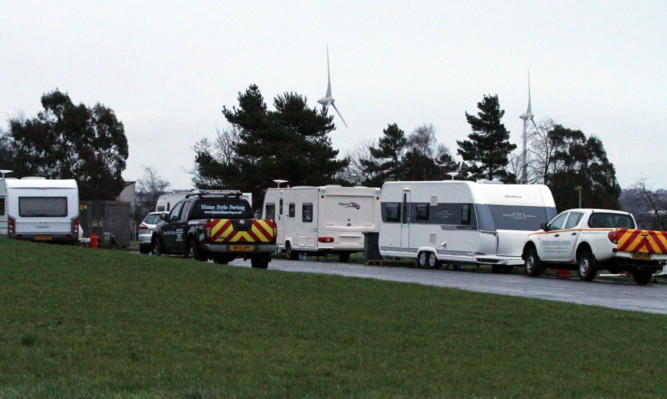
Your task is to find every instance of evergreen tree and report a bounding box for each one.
[457,94,516,182]
[361,123,406,183]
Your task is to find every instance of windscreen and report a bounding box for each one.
[19,197,68,217]
[485,205,556,231]
[190,199,253,219]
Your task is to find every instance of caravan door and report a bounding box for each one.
[0,193,6,235]
[401,190,411,248]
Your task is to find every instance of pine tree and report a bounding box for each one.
[457,94,516,182]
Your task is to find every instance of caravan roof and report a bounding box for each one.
[2,179,78,190]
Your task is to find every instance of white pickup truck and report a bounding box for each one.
[522,209,667,285]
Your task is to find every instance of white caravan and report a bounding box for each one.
[0,175,80,243]
[379,181,556,271]
[262,185,381,262]
[156,191,252,212]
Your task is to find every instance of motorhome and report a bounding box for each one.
[0,174,80,243]
[379,181,556,272]
[156,191,252,212]
[262,185,381,262]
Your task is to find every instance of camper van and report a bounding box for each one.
[0,175,80,243]
[379,181,556,271]
[156,191,252,212]
[262,185,381,262]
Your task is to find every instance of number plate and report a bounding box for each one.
[632,253,652,261]
[35,235,53,241]
[230,245,254,252]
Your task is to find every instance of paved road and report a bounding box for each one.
[228,258,667,315]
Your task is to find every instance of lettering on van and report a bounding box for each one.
[502,212,536,221]
[200,204,246,215]
[339,202,360,210]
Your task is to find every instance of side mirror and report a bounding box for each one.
[540,222,548,231]
[160,213,168,221]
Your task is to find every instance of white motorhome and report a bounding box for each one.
[379,181,556,272]
[0,174,80,243]
[156,191,253,212]
[262,185,381,262]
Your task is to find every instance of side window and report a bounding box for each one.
[384,203,400,223]
[548,212,568,231]
[156,205,165,212]
[169,202,184,222]
[179,202,190,222]
[288,203,295,218]
[279,199,283,215]
[302,203,313,222]
[415,203,429,221]
[461,204,471,225]
[564,212,583,229]
[0,197,4,216]
[265,203,275,220]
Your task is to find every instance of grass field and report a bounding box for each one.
[0,239,665,398]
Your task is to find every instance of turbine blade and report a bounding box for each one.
[325,46,332,97]
[531,118,539,131]
[331,103,348,128]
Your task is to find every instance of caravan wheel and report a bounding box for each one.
[428,253,440,269]
[285,242,299,260]
[417,251,430,268]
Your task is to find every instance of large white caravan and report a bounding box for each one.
[379,181,556,271]
[0,175,80,243]
[262,185,381,262]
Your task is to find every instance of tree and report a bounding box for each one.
[544,125,621,210]
[339,139,379,187]
[400,125,458,180]
[4,90,128,200]
[360,123,407,183]
[135,166,171,218]
[193,84,348,209]
[622,179,666,230]
[457,94,516,182]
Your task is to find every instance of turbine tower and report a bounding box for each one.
[519,71,534,184]
[317,46,348,128]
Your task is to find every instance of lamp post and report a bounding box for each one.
[575,186,582,208]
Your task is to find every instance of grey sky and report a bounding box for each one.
[2,1,665,191]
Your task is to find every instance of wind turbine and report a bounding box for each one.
[519,71,537,184]
[317,46,348,128]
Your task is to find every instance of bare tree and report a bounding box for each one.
[136,166,170,217]
[339,139,378,186]
[526,118,558,184]
[629,178,666,230]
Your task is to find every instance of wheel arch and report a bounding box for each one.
[522,241,537,259]
[576,242,593,259]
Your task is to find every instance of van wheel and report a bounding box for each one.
[524,249,542,277]
[577,251,597,282]
[187,239,208,262]
[285,242,298,260]
[151,237,163,256]
[632,269,653,285]
[339,252,351,263]
[251,254,270,269]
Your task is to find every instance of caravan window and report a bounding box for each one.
[0,197,4,216]
[415,203,429,221]
[288,203,295,218]
[461,204,471,225]
[265,203,275,220]
[489,205,553,231]
[302,203,313,222]
[19,197,67,217]
[382,203,400,223]
[279,199,283,215]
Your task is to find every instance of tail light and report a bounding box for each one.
[205,220,212,240]
[8,216,15,235]
[72,217,79,235]
[318,237,334,243]
[139,223,149,230]
[607,231,618,244]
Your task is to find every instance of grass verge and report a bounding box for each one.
[0,239,665,398]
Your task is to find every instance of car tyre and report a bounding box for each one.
[188,238,208,262]
[632,269,653,286]
[251,254,270,269]
[151,236,163,256]
[577,251,597,282]
[524,249,542,277]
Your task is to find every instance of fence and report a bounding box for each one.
[80,201,133,248]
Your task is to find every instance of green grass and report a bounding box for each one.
[0,239,665,398]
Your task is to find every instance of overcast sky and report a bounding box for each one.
[2,1,665,192]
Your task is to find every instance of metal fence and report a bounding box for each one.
[80,201,133,248]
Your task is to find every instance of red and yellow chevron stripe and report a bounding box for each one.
[617,228,667,254]
[208,219,277,243]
